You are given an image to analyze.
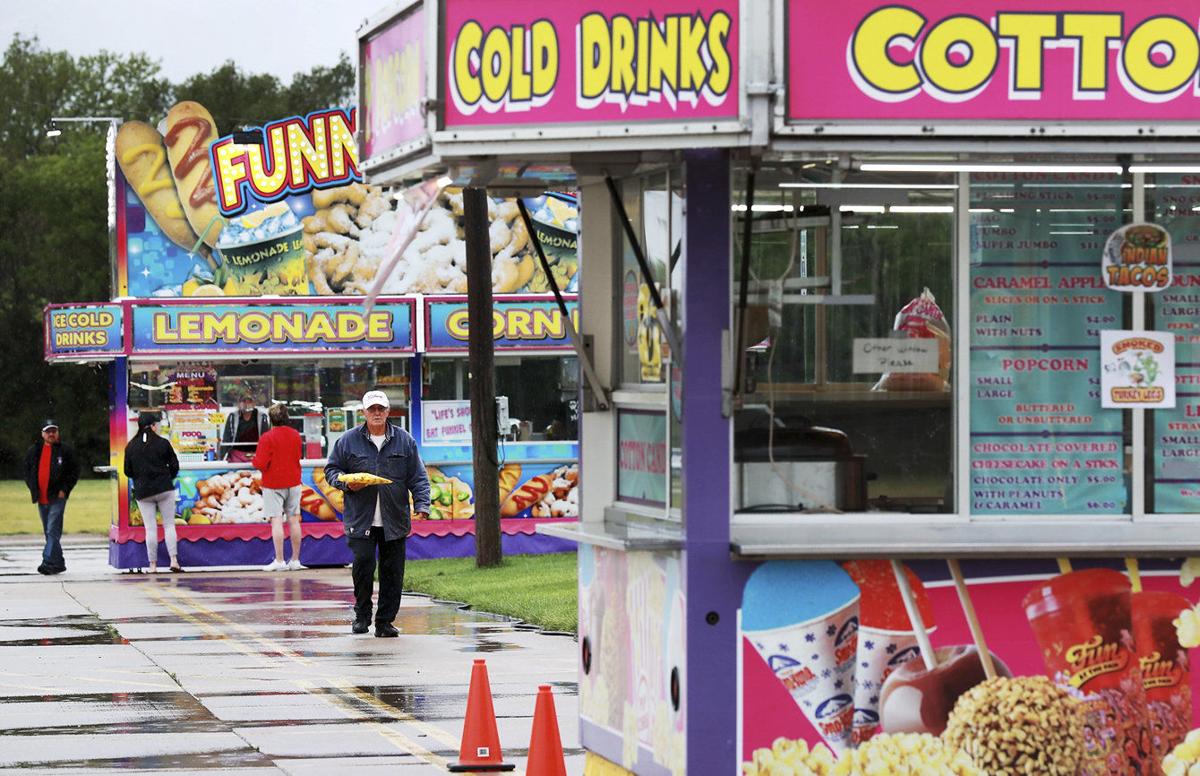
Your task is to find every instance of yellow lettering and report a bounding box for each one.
[274,312,304,342]
[611,16,635,96]
[1061,14,1122,93]
[288,120,328,188]
[997,13,1057,92]
[246,125,288,199]
[920,15,997,95]
[706,12,732,97]
[447,309,470,339]
[1122,16,1199,96]
[511,25,531,101]
[307,313,336,341]
[337,312,365,340]
[454,21,484,105]
[509,309,533,338]
[482,27,512,103]
[649,16,678,94]
[180,313,204,341]
[199,313,236,343]
[214,142,249,212]
[153,314,178,343]
[678,16,707,92]
[239,313,270,343]
[531,20,558,99]
[367,312,393,341]
[852,6,924,95]
[326,112,358,179]
[580,13,611,100]
[492,310,506,337]
[636,19,650,95]
[533,308,563,339]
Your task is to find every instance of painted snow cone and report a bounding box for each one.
[841,560,936,745]
[742,561,860,754]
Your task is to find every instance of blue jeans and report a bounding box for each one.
[38,498,66,570]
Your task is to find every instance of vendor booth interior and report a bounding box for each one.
[44,0,1200,772]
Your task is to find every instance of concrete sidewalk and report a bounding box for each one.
[0,542,581,774]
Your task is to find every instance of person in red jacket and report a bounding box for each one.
[254,405,303,571]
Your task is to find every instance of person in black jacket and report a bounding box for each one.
[123,412,182,573]
[23,419,80,575]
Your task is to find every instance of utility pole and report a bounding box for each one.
[464,187,502,567]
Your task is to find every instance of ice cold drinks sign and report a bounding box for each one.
[788,2,1200,124]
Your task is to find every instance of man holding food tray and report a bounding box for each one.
[324,390,429,637]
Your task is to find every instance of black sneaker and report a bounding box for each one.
[351,618,370,634]
[374,622,399,638]
[36,565,49,575]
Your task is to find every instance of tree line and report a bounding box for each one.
[0,35,354,477]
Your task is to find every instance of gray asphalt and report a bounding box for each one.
[0,541,582,774]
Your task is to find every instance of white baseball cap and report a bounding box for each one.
[362,390,390,409]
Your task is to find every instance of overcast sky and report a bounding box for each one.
[2,0,390,83]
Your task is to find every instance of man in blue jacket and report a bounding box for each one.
[325,390,429,637]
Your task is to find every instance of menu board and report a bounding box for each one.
[969,174,1126,514]
[1152,176,1200,512]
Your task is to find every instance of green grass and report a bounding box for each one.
[0,480,113,535]
[405,552,578,633]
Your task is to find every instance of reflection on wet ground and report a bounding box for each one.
[0,561,580,772]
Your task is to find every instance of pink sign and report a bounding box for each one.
[789,1,1200,124]
[442,1,739,128]
[361,5,426,158]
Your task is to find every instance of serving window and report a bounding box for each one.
[728,155,1184,525]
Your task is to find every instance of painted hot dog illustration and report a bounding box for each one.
[164,101,225,246]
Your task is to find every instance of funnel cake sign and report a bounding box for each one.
[788,1,1200,124]
[442,1,739,128]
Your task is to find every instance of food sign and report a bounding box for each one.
[788,2,1200,127]
[442,1,739,129]
[1103,223,1172,292]
[360,3,426,160]
[1100,330,1176,409]
[164,364,218,409]
[425,297,580,351]
[421,400,473,444]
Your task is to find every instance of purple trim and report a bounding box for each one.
[681,149,751,774]
[108,532,575,568]
[580,718,672,776]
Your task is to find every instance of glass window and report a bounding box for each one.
[733,164,955,513]
[1149,173,1200,513]
[969,171,1127,515]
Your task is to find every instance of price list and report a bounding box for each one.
[969,173,1126,514]
[1152,176,1200,512]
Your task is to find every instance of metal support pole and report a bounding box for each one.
[464,187,501,567]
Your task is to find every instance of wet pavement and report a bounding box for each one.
[0,540,582,774]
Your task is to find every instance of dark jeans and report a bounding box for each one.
[349,531,405,625]
[38,498,66,571]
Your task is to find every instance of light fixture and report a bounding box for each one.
[1128,164,1200,173]
[890,205,954,213]
[731,204,795,212]
[839,205,885,213]
[860,162,1123,174]
[780,182,959,190]
[45,120,61,138]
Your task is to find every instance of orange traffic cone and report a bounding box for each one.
[526,685,567,776]
[448,659,515,772]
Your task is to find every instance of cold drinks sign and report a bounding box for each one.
[787,1,1200,128]
[441,1,739,128]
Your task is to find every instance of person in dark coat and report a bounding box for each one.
[123,412,182,572]
[220,393,269,461]
[324,390,429,637]
[23,419,80,575]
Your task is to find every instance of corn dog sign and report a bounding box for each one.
[788,1,1200,129]
[425,297,580,351]
[441,1,740,129]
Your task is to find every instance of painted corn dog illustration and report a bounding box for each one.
[114,120,211,261]
[164,101,225,246]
